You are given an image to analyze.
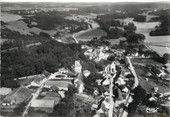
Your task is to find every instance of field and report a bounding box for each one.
[76,28,107,41]
[108,37,126,45]
[131,58,163,67]
[71,93,95,117]
[131,58,169,93]
[4,20,57,36]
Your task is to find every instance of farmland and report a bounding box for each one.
[76,28,107,41]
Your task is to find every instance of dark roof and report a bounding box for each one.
[3,86,32,104]
[45,80,71,89]
[98,59,112,68]
[78,72,84,81]
[98,85,106,94]
[18,74,46,86]
[42,70,51,77]
[151,67,161,74]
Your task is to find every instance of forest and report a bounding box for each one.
[22,10,88,31]
[133,15,146,22]
[1,41,86,88]
[1,28,51,50]
[149,9,170,36]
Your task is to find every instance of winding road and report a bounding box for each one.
[72,21,100,44]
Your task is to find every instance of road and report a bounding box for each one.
[22,78,49,116]
[109,75,114,117]
[72,22,99,44]
[126,56,139,88]
[144,43,163,57]
[119,57,139,117]
[109,73,117,117]
[72,33,79,44]
[1,42,42,53]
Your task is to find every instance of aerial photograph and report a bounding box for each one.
[0,0,170,117]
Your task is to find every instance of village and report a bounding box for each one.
[0,43,170,117]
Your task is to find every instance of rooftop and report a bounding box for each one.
[18,74,46,86]
[3,86,32,104]
[45,80,71,89]
[0,87,12,95]
[31,99,55,108]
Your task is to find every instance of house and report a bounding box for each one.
[91,104,98,110]
[96,79,103,86]
[98,51,110,61]
[18,74,46,87]
[74,60,82,73]
[102,99,110,110]
[30,99,55,113]
[42,70,51,77]
[44,80,71,91]
[162,75,170,81]
[102,78,110,86]
[83,70,91,77]
[30,75,47,87]
[58,68,74,77]
[121,68,131,76]
[105,62,116,74]
[113,87,123,100]
[0,88,11,95]
[151,67,165,77]
[93,89,99,96]
[115,77,126,86]
[2,86,32,106]
[98,59,111,70]
[40,91,61,105]
[165,63,170,73]
[121,86,129,93]
[103,91,109,96]
[98,85,106,94]
[58,91,65,98]
[30,80,41,87]
[74,73,85,93]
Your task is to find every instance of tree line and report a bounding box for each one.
[149,9,170,36]
[1,41,85,88]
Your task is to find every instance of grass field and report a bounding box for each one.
[108,37,126,45]
[131,58,163,67]
[4,20,57,36]
[76,28,107,41]
[131,58,169,93]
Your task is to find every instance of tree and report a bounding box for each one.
[123,23,136,34]
[163,53,170,63]
[14,102,26,115]
[39,32,51,39]
[127,101,138,115]
[107,55,115,61]
[126,33,145,43]
[108,27,123,39]
[1,40,81,87]
[132,85,147,104]
[133,15,146,22]
[110,20,122,27]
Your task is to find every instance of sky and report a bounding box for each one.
[1,0,170,2]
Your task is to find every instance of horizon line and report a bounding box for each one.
[1,0,170,3]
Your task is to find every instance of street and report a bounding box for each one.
[22,78,49,116]
[109,73,117,117]
[126,56,139,88]
[72,22,99,44]
[119,57,139,117]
